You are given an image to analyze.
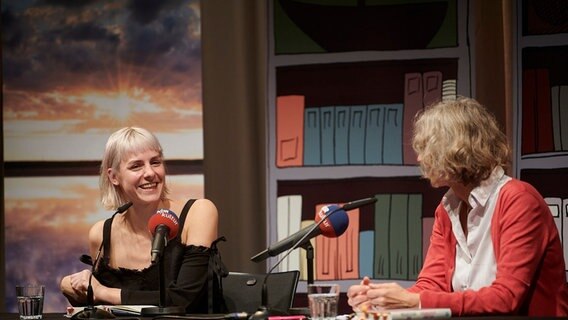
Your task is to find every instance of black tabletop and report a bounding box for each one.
[0,314,566,320]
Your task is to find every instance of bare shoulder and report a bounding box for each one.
[192,198,217,210]
[189,198,219,218]
[88,220,106,242]
[87,219,107,256]
[181,199,219,245]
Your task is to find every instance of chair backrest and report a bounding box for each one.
[222,270,300,314]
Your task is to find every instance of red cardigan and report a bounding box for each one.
[408,179,568,316]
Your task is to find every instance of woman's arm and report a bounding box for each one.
[60,220,106,306]
[408,204,453,293]
[60,220,123,305]
[418,184,557,315]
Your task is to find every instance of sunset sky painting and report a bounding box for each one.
[2,0,203,312]
[2,0,203,161]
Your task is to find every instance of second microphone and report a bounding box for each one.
[251,204,349,262]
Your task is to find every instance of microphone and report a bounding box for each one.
[115,201,134,214]
[247,197,378,320]
[248,203,351,320]
[148,209,180,264]
[250,197,377,263]
[72,202,132,319]
[250,204,348,263]
[342,197,377,211]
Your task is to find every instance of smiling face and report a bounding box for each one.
[108,149,166,206]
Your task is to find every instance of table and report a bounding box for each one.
[0,314,566,320]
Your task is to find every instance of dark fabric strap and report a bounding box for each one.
[179,199,196,228]
[209,236,228,313]
[102,216,115,261]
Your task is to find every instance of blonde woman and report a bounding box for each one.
[347,98,568,316]
[60,127,226,313]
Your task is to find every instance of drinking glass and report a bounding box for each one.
[307,283,340,320]
[16,285,44,320]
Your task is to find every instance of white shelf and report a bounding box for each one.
[519,33,568,48]
[518,152,568,170]
[273,47,467,67]
[273,166,422,180]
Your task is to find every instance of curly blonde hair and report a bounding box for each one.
[412,97,510,187]
[99,127,170,210]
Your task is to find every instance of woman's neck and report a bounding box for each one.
[450,182,475,204]
[121,200,164,233]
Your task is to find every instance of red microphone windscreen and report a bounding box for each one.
[315,204,349,237]
[147,209,179,240]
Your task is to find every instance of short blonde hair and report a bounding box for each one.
[412,97,510,186]
[99,127,170,210]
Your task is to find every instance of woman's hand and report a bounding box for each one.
[366,282,420,309]
[347,276,372,310]
[60,270,91,306]
[63,269,121,305]
[68,269,92,294]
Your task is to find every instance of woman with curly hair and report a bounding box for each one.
[347,98,568,316]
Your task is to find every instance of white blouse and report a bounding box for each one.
[442,166,511,291]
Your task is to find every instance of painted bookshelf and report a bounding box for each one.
[265,0,472,288]
[515,0,568,278]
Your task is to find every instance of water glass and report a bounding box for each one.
[16,285,45,320]
[308,283,340,320]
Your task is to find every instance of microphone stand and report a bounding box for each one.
[140,229,185,316]
[248,206,346,320]
[72,202,133,319]
[72,254,116,320]
[300,242,314,285]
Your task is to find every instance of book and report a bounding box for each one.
[276,95,305,168]
[364,104,384,165]
[382,104,403,165]
[389,194,408,279]
[277,195,303,272]
[359,230,375,278]
[320,106,335,165]
[356,307,451,320]
[522,69,554,154]
[422,71,442,107]
[374,194,391,279]
[303,107,321,166]
[334,106,350,165]
[407,194,423,280]
[403,73,423,165]
[349,105,367,165]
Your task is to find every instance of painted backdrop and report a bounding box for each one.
[2,0,203,312]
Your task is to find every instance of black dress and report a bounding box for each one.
[93,200,227,314]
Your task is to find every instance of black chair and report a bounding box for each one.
[222,270,300,314]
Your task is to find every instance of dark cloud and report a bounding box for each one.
[1,7,32,51]
[126,0,184,25]
[57,22,120,43]
[3,0,201,93]
[2,2,120,91]
[120,4,199,64]
[37,0,98,9]
[2,55,32,80]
